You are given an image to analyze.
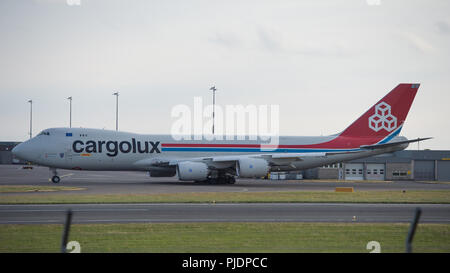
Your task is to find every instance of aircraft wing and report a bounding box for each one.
[136,138,432,171]
[207,152,327,163]
[139,150,356,168]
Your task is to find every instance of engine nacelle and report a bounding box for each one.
[237,158,270,178]
[177,161,209,181]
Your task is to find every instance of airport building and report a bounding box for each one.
[0,142,22,164]
[303,150,450,181]
[1,142,449,181]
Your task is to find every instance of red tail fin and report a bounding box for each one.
[339,83,419,138]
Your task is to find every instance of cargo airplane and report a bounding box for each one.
[12,83,430,184]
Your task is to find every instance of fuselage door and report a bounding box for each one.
[65,148,73,165]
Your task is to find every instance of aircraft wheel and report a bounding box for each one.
[227,177,236,184]
[51,176,61,184]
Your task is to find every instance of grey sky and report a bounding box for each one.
[1,0,449,149]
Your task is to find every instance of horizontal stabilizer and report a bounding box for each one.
[360,137,432,150]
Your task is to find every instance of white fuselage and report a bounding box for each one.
[12,127,407,172]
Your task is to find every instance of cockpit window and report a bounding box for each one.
[38,131,50,136]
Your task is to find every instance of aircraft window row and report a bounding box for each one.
[38,131,50,136]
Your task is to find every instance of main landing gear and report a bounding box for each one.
[49,168,61,184]
[223,176,236,184]
[202,175,236,184]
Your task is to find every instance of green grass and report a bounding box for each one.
[0,222,448,253]
[1,190,449,204]
[0,185,85,193]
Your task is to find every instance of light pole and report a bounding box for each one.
[113,92,119,131]
[210,86,217,135]
[28,99,32,139]
[67,96,72,128]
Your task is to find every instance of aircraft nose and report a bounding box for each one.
[12,142,36,161]
[12,143,25,159]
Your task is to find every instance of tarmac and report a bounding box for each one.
[1,203,449,224]
[1,165,449,196]
[0,165,449,224]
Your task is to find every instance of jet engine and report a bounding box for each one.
[237,158,270,178]
[176,161,209,181]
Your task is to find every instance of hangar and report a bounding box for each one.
[303,150,450,181]
[1,142,449,181]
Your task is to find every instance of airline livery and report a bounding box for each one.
[12,83,429,184]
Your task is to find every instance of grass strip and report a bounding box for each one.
[0,190,449,204]
[0,222,448,253]
[0,185,85,193]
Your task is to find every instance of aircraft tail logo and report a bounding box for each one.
[338,83,419,138]
[368,102,397,132]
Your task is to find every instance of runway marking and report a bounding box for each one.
[0,209,149,212]
[74,219,373,223]
[0,220,61,224]
[2,219,449,224]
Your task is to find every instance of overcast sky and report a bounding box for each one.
[1,0,449,149]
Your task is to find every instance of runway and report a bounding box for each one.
[1,203,449,224]
[1,165,449,196]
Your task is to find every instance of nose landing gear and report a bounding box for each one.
[51,175,61,183]
[49,168,61,184]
